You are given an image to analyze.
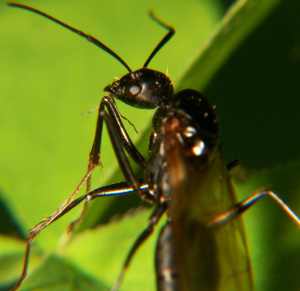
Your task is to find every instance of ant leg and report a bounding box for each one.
[67,95,145,205]
[85,95,146,194]
[12,181,149,291]
[29,99,106,237]
[104,106,153,202]
[48,102,103,236]
[87,95,145,191]
[14,95,148,289]
[66,95,147,234]
[112,203,167,291]
[209,190,300,227]
[58,181,150,224]
[103,96,145,167]
[64,101,108,236]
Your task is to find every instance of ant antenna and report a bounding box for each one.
[143,11,175,68]
[8,2,132,72]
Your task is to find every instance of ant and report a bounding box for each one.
[8,2,300,291]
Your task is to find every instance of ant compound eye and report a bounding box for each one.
[128,84,141,96]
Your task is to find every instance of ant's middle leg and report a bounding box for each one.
[12,180,150,291]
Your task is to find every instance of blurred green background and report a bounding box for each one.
[0,0,299,290]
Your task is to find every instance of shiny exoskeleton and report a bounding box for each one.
[146,88,220,290]
[10,2,300,291]
[140,86,252,291]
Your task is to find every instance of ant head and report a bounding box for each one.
[105,68,174,108]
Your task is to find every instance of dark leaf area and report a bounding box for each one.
[204,2,300,290]
[206,1,300,168]
[20,255,108,291]
[0,190,25,239]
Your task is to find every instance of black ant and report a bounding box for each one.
[8,2,300,291]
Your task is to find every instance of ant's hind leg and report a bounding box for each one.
[112,202,167,291]
[209,190,300,227]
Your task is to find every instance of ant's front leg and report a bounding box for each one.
[13,95,148,290]
[87,96,145,191]
[66,95,148,235]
